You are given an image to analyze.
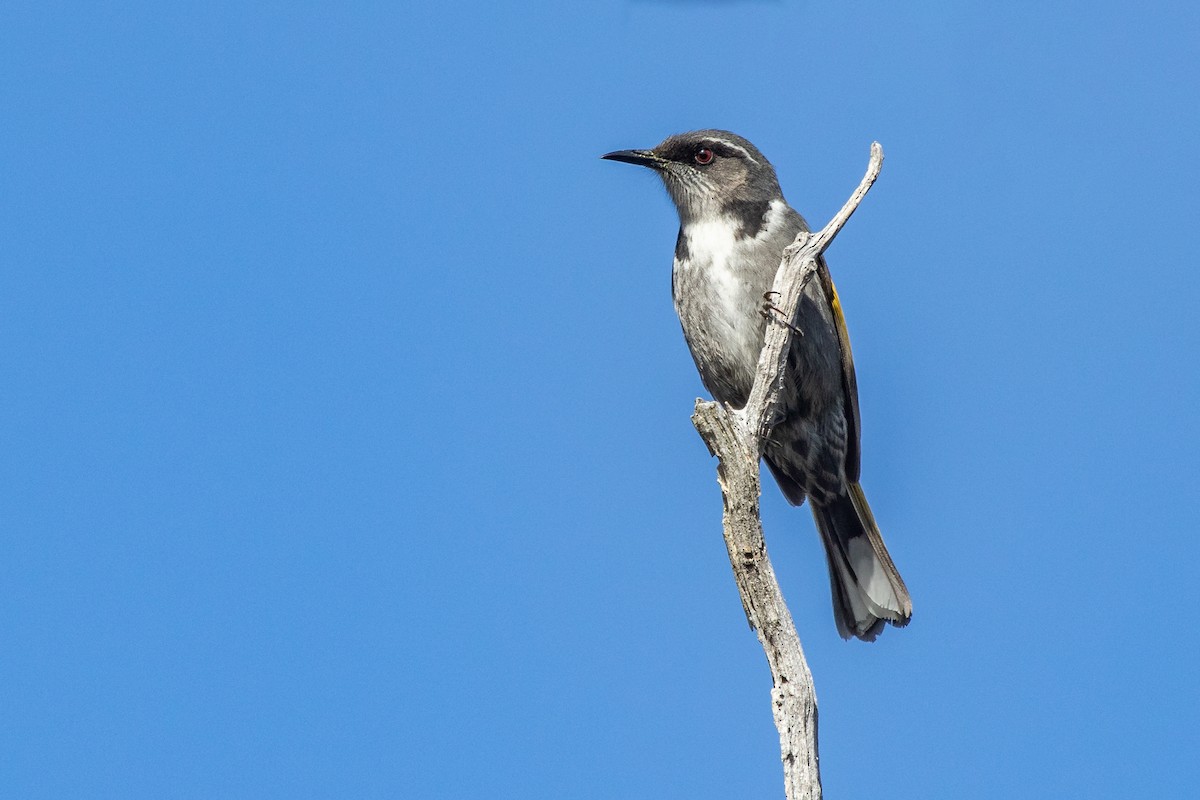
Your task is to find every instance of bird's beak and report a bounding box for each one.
[601,149,666,170]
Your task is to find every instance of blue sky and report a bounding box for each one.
[2,2,1198,798]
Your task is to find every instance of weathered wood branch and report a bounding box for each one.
[691,143,884,800]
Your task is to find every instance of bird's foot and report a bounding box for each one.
[761,292,804,336]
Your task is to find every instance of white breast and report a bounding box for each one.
[673,199,789,321]
[678,217,745,312]
[671,199,791,396]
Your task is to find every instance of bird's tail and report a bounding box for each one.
[811,483,912,641]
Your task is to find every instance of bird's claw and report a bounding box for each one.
[760,292,803,336]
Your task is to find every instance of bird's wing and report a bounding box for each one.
[815,256,861,482]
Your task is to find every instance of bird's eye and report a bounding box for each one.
[694,148,714,165]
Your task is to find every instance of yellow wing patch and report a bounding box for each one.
[816,258,862,481]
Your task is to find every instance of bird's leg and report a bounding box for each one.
[761,291,804,336]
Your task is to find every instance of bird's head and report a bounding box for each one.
[602,130,783,224]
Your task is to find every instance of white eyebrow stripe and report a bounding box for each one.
[704,138,760,165]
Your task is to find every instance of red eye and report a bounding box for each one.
[694,147,714,165]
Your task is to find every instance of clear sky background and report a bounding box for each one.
[2,2,1198,798]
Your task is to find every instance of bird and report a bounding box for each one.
[602,130,911,641]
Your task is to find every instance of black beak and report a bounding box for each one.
[601,149,666,169]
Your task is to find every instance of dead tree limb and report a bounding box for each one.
[691,143,884,800]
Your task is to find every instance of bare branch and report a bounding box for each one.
[745,142,884,441]
[691,143,884,800]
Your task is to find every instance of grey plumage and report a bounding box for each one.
[603,130,912,641]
